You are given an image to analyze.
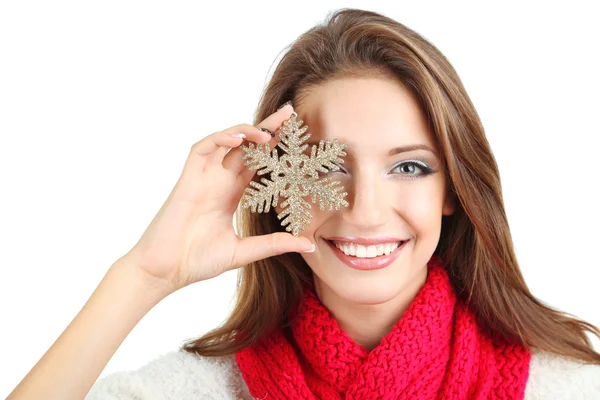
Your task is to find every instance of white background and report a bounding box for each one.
[1,1,599,396]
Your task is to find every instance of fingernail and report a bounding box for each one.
[276,100,294,112]
[229,133,246,138]
[257,127,275,137]
[300,244,315,253]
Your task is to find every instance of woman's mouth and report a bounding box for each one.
[325,239,408,270]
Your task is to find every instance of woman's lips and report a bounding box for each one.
[325,239,408,270]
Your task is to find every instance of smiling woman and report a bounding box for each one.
[177,7,599,398]
[8,6,600,400]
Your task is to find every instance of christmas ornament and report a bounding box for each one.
[239,112,349,236]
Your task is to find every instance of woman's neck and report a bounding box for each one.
[314,267,428,352]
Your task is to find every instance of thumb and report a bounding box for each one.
[232,232,315,267]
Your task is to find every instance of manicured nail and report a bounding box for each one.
[300,244,315,253]
[229,133,245,138]
[257,127,275,137]
[277,100,294,112]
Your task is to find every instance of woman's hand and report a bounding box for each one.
[121,104,314,294]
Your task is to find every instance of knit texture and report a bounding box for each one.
[86,347,600,399]
[235,255,532,399]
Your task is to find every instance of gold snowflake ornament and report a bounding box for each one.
[239,112,349,236]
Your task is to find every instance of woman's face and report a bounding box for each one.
[275,75,455,305]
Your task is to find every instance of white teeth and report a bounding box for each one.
[332,241,403,258]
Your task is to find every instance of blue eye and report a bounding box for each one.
[319,160,434,179]
[391,160,433,178]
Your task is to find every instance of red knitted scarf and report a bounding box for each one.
[236,255,531,399]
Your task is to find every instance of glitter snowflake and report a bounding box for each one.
[239,112,349,236]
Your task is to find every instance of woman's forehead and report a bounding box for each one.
[295,114,437,160]
[294,77,436,156]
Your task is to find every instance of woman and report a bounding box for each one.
[8,8,600,400]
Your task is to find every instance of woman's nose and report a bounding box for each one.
[340,174,389,228]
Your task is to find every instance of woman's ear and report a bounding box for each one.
[442,188,457,216]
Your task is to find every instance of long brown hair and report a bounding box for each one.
[181,8,600,364]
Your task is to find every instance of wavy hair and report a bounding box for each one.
[181,8,600,364]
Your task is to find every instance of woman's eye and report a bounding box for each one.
[320,162,345,174]
[318,160,433,178]
[391,160,433,177]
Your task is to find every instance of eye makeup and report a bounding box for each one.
[322,158,436,179]
[390,159,436,179]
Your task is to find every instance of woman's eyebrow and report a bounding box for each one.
[388,144,436,156]
[303,141,437,157]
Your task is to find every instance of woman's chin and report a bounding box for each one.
[315,274,405,306]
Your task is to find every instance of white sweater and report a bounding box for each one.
[86,347,600,399]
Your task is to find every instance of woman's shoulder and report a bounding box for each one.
[524,347,600,399]
[86,346,600,399]
[86,348,253,400]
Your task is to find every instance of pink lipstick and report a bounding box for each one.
[325,239,408,270]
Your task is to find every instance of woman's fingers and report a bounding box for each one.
[190,123,273,161]
[222,104,295,174]
[229,231,314,270]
